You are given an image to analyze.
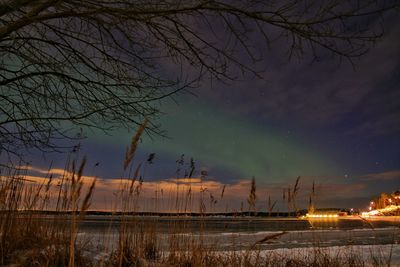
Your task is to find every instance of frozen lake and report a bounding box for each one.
[74,216,400,250]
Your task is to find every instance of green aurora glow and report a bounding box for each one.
[91,99,339,183]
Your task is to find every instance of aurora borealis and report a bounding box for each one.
[16,12,400,212]
[100,99,338,183]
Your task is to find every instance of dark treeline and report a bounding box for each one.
[4,209,351,218]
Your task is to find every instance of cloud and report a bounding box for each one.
[197,17,400,137]
[317,183,367,199]
[359,170,400,181]
[345,91,400,138]
[168,178,203,184]
[9,165,398,211]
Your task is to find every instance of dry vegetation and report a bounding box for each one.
[0,165,397,267]
[0,123,397,267]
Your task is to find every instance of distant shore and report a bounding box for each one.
[3,210,400,222]
[1,210,303,217]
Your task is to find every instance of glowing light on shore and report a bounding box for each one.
[361,205,399,217]
[305,213,339,218]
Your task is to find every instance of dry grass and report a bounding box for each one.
[0,124,397,266]
[0,165,396,267]
[0,161,95,266]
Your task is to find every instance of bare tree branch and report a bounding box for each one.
[0,0,398,160]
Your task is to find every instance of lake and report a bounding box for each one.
[75,216,400,250]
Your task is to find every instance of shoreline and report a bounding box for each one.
[4,210,400,221]
[303,215,400,221]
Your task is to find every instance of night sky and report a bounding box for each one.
[24,14,400,212]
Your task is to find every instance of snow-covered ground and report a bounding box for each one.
[213,244,400,266]
[268,244,400,265]
[76,216,400,265]
[83,240,400,266]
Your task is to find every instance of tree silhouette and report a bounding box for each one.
[0,0,398,159]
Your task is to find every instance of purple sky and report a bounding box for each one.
[10,7,400,212]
